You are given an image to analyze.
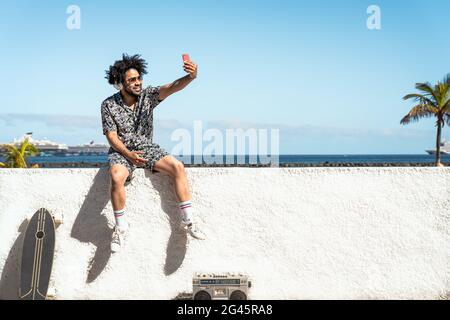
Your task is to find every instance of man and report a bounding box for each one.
[101,53,205,253]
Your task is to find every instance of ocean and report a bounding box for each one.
[2,154,448,166]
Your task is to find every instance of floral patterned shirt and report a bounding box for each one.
[101,86,162,150]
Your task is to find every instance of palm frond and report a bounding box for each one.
[4,147,18,167]
[400,104,435,125]
[0,139,38,168]
[433,74,450,107]
[20,138,29,156]
[21,139,39,158]
[403,93,428,101]
[440,78,450,123]
[416,82,442,106]
[436,82,450,107]
[26,144,39,156]
[415,82,434,95]
[441,80,450,109]
[3,143,27,168]
[443,73,450,85]
[403,93,438,110]
[0,162,6,168]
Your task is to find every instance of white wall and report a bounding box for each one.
[0,167,449,300]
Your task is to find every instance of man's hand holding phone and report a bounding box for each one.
[126,151,149,166]
[182,53,197,79]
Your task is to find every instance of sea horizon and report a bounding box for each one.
[1,153,448,167]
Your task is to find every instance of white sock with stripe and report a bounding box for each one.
[114,209,128,230]
[178,200,193,223]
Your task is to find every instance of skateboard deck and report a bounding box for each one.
[20,208,56,300]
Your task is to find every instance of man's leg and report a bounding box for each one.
[109,162,131,253]
[110,164,129,210]
[153,155,190,203]
[110,164,130,230]
[153,155,205,240]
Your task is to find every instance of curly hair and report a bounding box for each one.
[105,53,148,85]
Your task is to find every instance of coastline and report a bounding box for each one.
[32,161,450,168]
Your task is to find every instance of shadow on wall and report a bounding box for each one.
[0,170,113,297]
[69,167,187,283]
[0,220,28,299]
[0,167,188,295]
[145,170,187,276]
[70,168,112,283]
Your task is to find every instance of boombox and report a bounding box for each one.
[192,273,251,300]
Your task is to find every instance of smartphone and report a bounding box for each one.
[182,54,190,62]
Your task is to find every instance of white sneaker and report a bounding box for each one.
[111,226,127,253]
[180,219,206,240]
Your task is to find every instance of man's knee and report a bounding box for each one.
[110,166,129,186]
[171,160,185,177]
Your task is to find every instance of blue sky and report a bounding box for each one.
[0,0,449,154]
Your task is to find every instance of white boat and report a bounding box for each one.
[425,140,450,155]
[67,140,110,154]
[6,132,68,155]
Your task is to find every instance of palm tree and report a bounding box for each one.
[0,138,39,168]
[401,74,450,166]
[0,144,7,168]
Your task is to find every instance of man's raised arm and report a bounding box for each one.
[158,60,198,101]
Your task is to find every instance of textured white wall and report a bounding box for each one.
[0,167,449,300]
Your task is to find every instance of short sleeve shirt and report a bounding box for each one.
[101,86,162,150]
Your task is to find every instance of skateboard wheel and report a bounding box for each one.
[52,214,64,227]
[46,287,57,300]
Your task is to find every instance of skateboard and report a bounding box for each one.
[19,208,62,300]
